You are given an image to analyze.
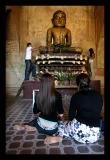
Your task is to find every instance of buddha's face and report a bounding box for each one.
[53,12,66,27]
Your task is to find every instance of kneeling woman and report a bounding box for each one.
[44,73,103,144]
[14,73,64,135]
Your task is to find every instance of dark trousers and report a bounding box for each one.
[24,60,36,80]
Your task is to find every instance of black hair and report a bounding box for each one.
[89,48,94,57]
[89,48,94,53]
[36,73,56,115]
[76,73,90,90]
[27,42,31,47]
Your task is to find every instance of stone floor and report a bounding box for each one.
[6,96,104,155]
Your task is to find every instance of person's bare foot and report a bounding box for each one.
[14,124,26,131]
[14,124,37,132]
[44,136,63,144]
[25,125,37,131]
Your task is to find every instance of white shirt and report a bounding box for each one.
[25,46,32,60]
[89,58,93,63]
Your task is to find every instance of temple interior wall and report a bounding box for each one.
[6,6,104,95]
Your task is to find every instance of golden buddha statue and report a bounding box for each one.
[47,10,71,52]
[39,10,82,53]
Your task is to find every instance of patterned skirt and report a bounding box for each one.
[56,119,100,144]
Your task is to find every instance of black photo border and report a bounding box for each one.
[0,0,109,159]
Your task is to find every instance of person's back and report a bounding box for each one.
[33,90,63,122]
[31,73,64,135]
[25,44,32,60]
[69,88,103,127]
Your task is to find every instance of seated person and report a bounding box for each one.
[44,73,103,144]
[14,73,64,136]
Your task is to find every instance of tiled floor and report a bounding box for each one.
[6,96,104,155]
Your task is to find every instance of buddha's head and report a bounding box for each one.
[52,10,66,27]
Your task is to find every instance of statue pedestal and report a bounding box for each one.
[22,80,100,113]
[22,80,40,99]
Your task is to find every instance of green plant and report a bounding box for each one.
[68,73,76,81]
[54,72,68,81]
